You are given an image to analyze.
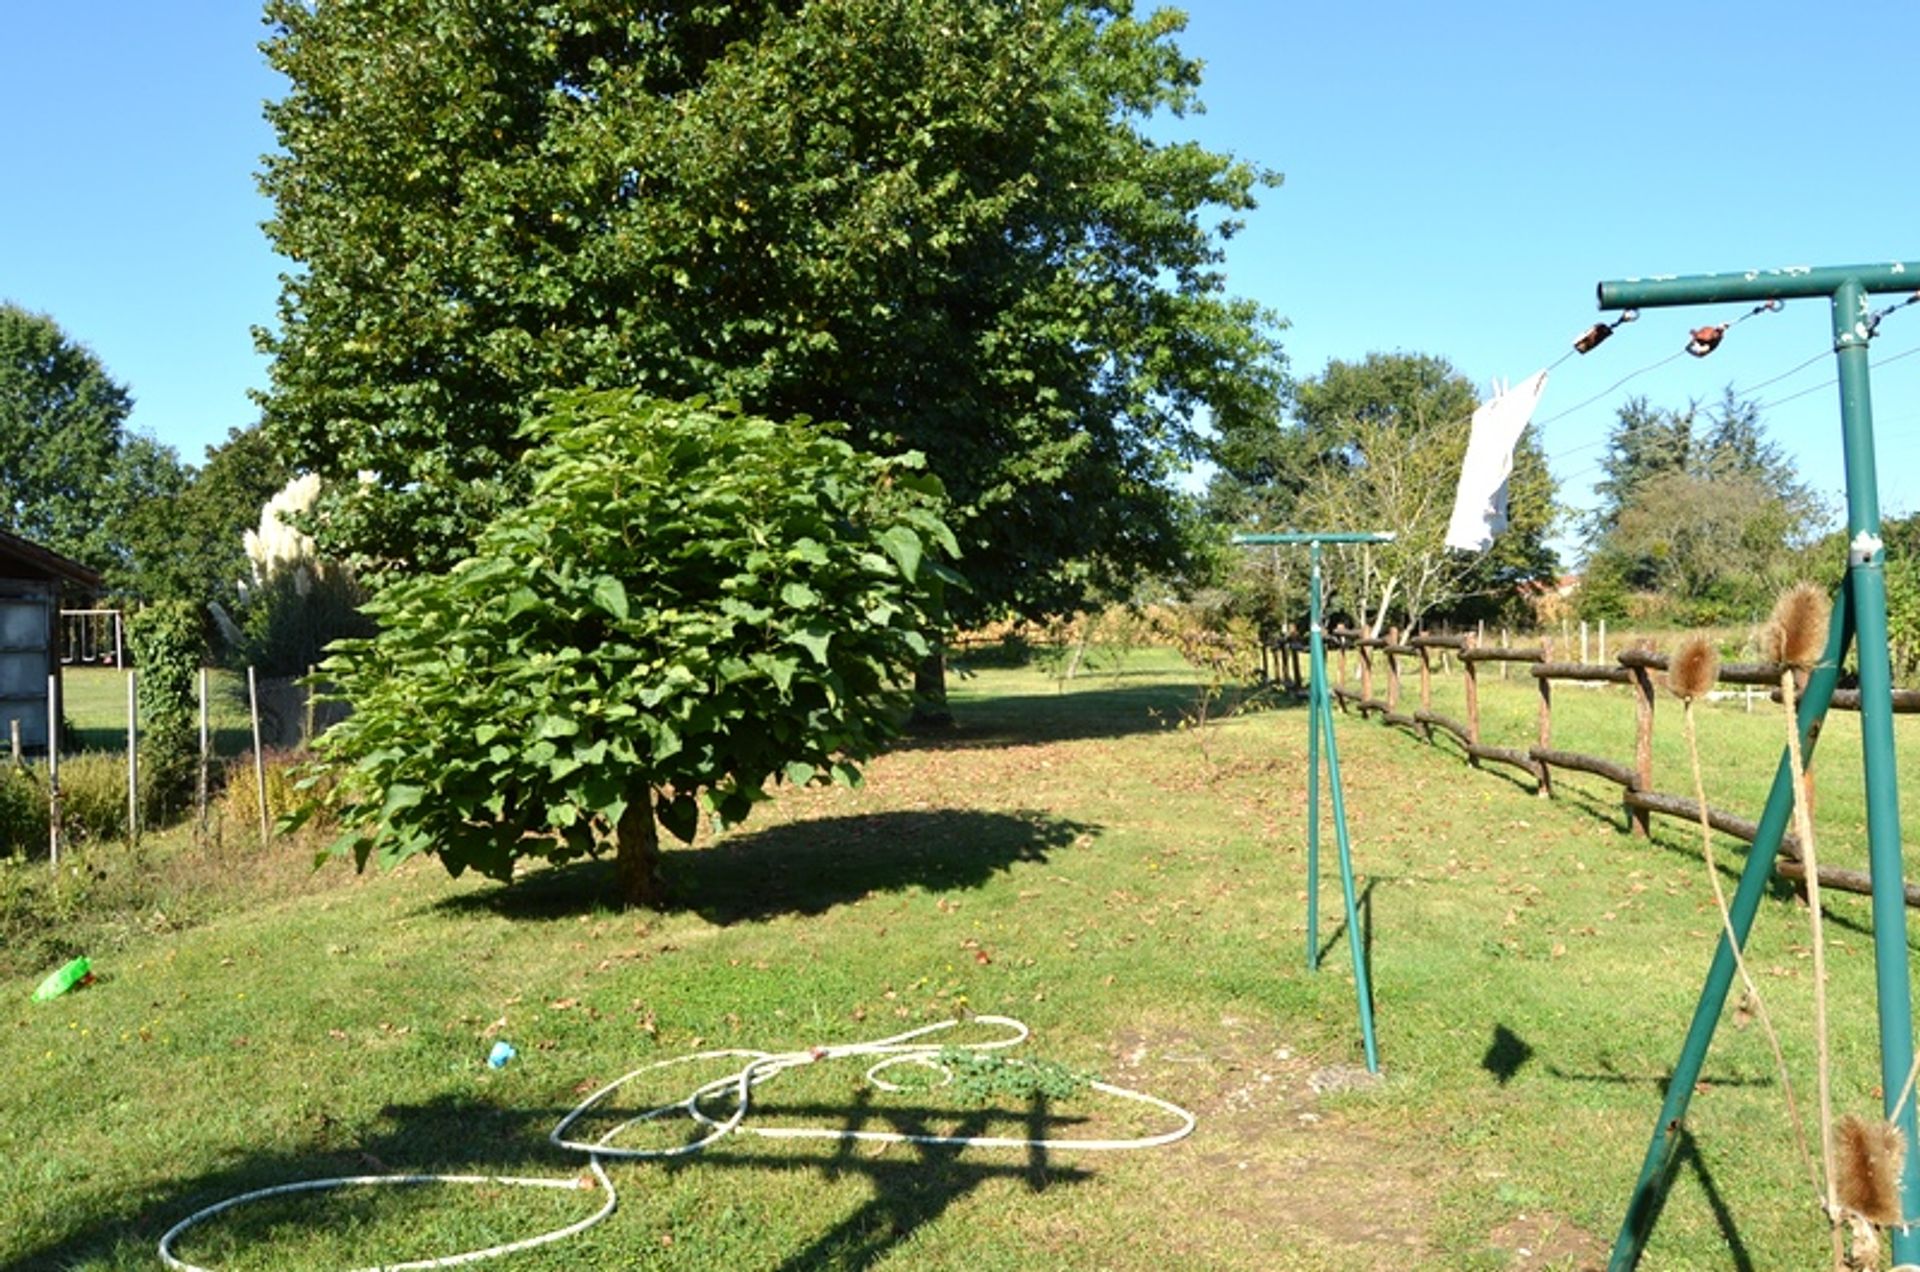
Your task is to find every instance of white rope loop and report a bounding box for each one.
[157,1158,616,1272]
[157,1016,1195,1269]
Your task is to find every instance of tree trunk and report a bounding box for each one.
[910,645,954,728]
[614,787,665,908]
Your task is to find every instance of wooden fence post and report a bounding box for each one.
[196,667,209,841]
[1581,619,1590,665]
[248,666,270,846]
[1417,641,1434,741]
[1385,628,1401,712]
[1629,657,1655,837]
[1501,628,1511,681]
[1360,639,1374,704]
[126,669,139,846]
[1464,633,1481,765]
[47,673,60,867]
[1536,638,1553,798]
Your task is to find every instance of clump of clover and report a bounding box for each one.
[296,393,959,906]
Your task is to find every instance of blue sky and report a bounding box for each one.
[3,3,1917,559]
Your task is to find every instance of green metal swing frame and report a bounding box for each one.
[1594,262,1920,1268]
[1233,530,1394,1075]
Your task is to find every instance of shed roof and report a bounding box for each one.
[0,529,103,590]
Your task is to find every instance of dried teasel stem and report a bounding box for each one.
[1769,584,1841,1264]
[1672,637,1818,1199]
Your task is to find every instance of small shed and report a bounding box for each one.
[0,529,102,752]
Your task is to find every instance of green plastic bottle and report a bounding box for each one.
[32,956,90,1002]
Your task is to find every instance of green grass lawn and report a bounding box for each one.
[4,648,1919,1268]
[61,665,267,758]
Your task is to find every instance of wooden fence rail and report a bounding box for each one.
[1259,626,1920,908]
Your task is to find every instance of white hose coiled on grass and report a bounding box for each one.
[158,1015,1195,1270]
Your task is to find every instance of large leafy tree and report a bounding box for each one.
[257,0,1284,644]
[113,425,295,610]
[0,303,183,573]
[1210,352,1558,633]
[1580,389,1820,621]
[303,394,957,907]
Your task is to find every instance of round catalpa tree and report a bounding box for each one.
[297,393,959,906]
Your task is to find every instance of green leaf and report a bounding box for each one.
[753,653,799,693]
[658,791,699,843]
[780,581,819,609]
[380,783,426,820]
[877,526,923,581]
[536,714,579,739]
[790,623,833,665]
[784,760,816,786]
[591,575,630,620]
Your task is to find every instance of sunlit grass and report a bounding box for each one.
[3,645,1916,1268]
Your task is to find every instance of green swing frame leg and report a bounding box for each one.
[1601,268,1920,1268]
[1305,540,1381,1073]
[1608,587,1849,1268]
[1234,531,1393,1073]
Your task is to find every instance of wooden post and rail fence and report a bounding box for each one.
[1263,627,1920,909]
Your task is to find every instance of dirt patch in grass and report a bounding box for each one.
[1108,1015,1437,1264]
[1104,1013,1612,1269]
[1485,1212,1608,1270]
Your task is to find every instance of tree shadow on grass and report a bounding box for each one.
[907,681,1299,751]
[430,809,1095,927]
[3,1086,1094,1272]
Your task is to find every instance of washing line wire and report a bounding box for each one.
[1752,341,1920,414]
[1533,349,1688,432]
[1541,313,1920,470]
[1732,347,1834,398]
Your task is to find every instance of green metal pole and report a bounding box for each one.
[1598,261,1920,309]
[1830,278,1920,1264]
[1607,590,1849,1268]
[1306,540,1323,971]
[1230,530,1392,1070]
[1317,621,1380,1074]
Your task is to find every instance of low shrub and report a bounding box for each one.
[213,750,331,846]
[0,751,212,858]
[0,764,47,856]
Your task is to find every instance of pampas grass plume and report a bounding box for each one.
[1767,582,1831,670]
[1668,635,1721,702]
[1834,1114,1906,1226]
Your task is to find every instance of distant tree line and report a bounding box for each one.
[0,302,289,620]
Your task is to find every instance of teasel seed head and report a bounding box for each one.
[1668,635,1721,703]
[1833,1113,1906,1227]
[1766,582,1831,671]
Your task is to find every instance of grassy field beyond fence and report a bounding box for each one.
[3,647,1918,1268]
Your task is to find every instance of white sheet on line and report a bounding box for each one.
[1445,370,1548,552]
